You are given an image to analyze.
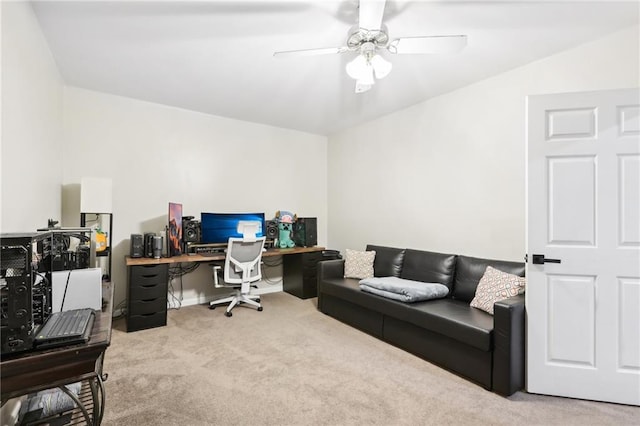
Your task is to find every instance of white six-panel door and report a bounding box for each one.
[526,88,640,405]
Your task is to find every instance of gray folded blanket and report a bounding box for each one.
[19,382,82,420]
[359,276,449,303]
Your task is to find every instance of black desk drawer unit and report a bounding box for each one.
[283,252,325,299]
[127,264,168,332]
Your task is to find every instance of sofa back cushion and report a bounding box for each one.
[399,249,457,290]
[366,245,405,277]
[453,255,526,303]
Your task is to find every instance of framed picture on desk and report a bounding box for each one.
[168,202,183,256]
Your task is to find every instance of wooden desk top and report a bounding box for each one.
[125,245,326,266]
[0,282,114,401]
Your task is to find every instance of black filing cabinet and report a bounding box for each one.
[283,251,325,299]
[127,264,168,332]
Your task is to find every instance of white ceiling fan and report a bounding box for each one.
[274,0,467,93]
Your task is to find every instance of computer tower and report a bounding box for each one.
[1,232,53,354]
[36,228,95,271]
[130,234,143,258]
[293,218,317,247]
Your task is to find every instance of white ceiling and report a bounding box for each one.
[31,1,639,135]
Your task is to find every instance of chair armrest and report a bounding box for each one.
[492,294,525,396]
[210,262,224,287]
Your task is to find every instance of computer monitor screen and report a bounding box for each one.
[168,202,183,256]
[200,212,265,244]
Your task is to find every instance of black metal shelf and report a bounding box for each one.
[95,247,110,257]
[80,213,112,281]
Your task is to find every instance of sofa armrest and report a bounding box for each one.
[318,259,345,281]
[492,294,525,396]
[317,259,345,311]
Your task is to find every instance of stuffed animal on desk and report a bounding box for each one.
[275,210,296,249]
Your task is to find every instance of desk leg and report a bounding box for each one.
[93,351,108,425]
[89,374,107,425]
[282,253,303,298]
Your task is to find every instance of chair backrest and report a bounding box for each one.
[223,237,266,285]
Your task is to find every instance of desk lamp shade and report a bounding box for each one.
[80,177,113,213]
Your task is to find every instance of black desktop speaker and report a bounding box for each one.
[265,220,278,241]
[144,233,156,258]
[130,234,144,258]
[152,235,163,259]
[183,219,201,244]
[293,217,317,247]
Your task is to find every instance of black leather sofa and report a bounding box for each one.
[317,245,525,396]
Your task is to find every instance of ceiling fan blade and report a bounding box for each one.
[359,0,386,31]
[273,46,348,58]
[389,35,467,54]
[273,46,349,58]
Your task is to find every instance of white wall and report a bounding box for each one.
[327,25,640,262]
[62,87,328,309]
[3,2,637,310]
[1,1,64,231]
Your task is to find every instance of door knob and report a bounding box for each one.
[532,254,561,265]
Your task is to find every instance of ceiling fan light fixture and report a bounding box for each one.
[358,64,375,86]
[370,54,392,79]
[353,65,374,94]
[346,54,368,79]
[355,81,373,94]
[274,0,469,95]
[346,52,390,82]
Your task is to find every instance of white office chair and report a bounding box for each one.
[209,236,266,317]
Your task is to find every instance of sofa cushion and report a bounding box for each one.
[320,277,399,315]
[400,249,457,290]
[319,277,493,351]
[344,249,375,279]
[453,256,525,303]
[470,266,526,314]
[366,245,405,277]
[395,298,494,351]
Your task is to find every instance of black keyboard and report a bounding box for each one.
[34,308,95,349]
[196,252,223,257]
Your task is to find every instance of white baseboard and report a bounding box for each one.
[118,277,284,313]
[253,284,284,295]
[174,284,283,308]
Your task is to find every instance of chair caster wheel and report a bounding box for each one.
[225,311,232,317]
[257,307,263,312]
[209,305,216,310]
[256,298,261,303]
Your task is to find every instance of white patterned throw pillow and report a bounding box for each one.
[344,249,376,279]
[470,266,526,315]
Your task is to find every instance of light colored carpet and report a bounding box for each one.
[103,292,638,425]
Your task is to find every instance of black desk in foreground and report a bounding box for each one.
[124,246,326,332]
[1,281,114,425]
